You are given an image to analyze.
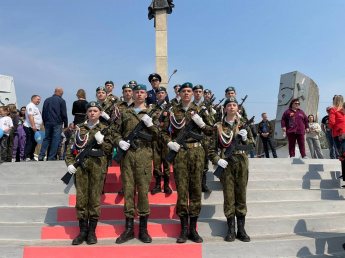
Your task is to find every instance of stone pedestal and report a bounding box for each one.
[155,9,168,88]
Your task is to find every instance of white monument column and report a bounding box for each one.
[155,9,168,88]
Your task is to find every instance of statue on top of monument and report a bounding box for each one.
[148,0,175,20]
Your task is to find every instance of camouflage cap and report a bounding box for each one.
[155,86,167,93]
[85,101,102,111]
[96,86,108,93]
[178,82,193,92]
[133,84,147,91]
[193,84,204,91]
[105,80,114,86]
[225,86,236,93]
[223,97,238,107]
[148,73,162,82]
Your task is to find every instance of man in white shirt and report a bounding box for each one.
[23,95,42,161]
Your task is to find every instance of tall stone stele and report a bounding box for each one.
[148,0,175,88]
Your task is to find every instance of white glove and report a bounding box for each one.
[238,129,247,141]
[192,114,206,128]
[119,140,130,151]
[211,108,216,115]
[101,112,110,120]
[67,164,77,174]
[167,141,180,152]
[217,159,228,168]
[141,114,153,127]
[95,131,104,144]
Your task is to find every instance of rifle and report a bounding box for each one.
[238,95,248,109]
[61,120,115,185]
[100,97,118,125]
[165,95,216,163]
[215,98,225,111]
[159,102,172,124]
[112,100,164,163]
[213,116,255,179]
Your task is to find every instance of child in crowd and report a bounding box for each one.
[0,106,14,162]
[7,104,19,162]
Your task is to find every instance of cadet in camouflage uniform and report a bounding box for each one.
[95,85,119,126]
[215,87,248,123]
[65,101,113,245]
[118,84,133,112]
[170,84,181,106]
[150,86,172,194]
[161,82,213,243]
[113,84,159,244]
[192,85,213,192]
[209,97,253,243]
[104,80,119,104]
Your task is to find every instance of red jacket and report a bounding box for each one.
[329,107,345,137]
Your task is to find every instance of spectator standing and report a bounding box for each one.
[72,89,88,126]
[38,87,68,161]
[12,107,26,162]
[306,114,324,159]
[329,95,345,155]
[281,98,309,159]
[6,104,19,162]
[0,106,13,162]
[321,107,339,159]
[62,123,74,160]
[258,113,277,158]
[23,95,42,161]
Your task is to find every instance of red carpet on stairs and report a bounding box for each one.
[23,244,202,258]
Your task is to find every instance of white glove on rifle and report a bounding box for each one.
[101,112,110,120]
[67,164,77,174]
[167,141,180,152]
[192,114,206,128]
[238,129,248,141]
[95,131,104,144]
[119,140,130,151]
[211,108,217,115]
[141,114,153,127]
[217,159,228,168]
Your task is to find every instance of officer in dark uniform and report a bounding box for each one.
[146,73,169,105]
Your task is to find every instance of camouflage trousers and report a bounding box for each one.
[121,146,152,218]
[153,141,171,178]
[202,135,211,173]
[220,154,248,218]
[173,145,204,217]
[74,156,107,220]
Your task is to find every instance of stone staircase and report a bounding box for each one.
[0,158,345,257]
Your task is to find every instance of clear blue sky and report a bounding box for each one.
[1,0,344,123]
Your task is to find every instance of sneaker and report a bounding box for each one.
[302,156,309,159]
[25,158,31,162]
[20,159,25,162]
[11,158,16,163]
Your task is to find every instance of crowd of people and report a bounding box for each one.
[0,73,344,246]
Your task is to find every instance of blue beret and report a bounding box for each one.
[204,89,212,94]
[223,97,238,107]
[96,86,108,93]
[225,86,236,93]
[155,86,167,93]
[178,82,193,92]
[128,80,137,86]
[122,84,132,90]
[193,84,203,91]
[85,101,102,111]
[105,81,114,86]
[148,73,161,82]
[173,84,181,89]
[133,84,147,91]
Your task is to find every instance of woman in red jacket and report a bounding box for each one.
[329,95,345,156]
[281,98,309,158]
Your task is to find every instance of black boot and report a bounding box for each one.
[87,218,98,245]
[176,215,188,243]
[151,176,162,194]
[163,175,172,194]
[236,216,250,242]
[139,216,152,243]
[72,219,88,245]
[201,170,211,192]
[188,216,203,243]
[224,216,235,242]
[118,188,124,195]
[116,218,135,244]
